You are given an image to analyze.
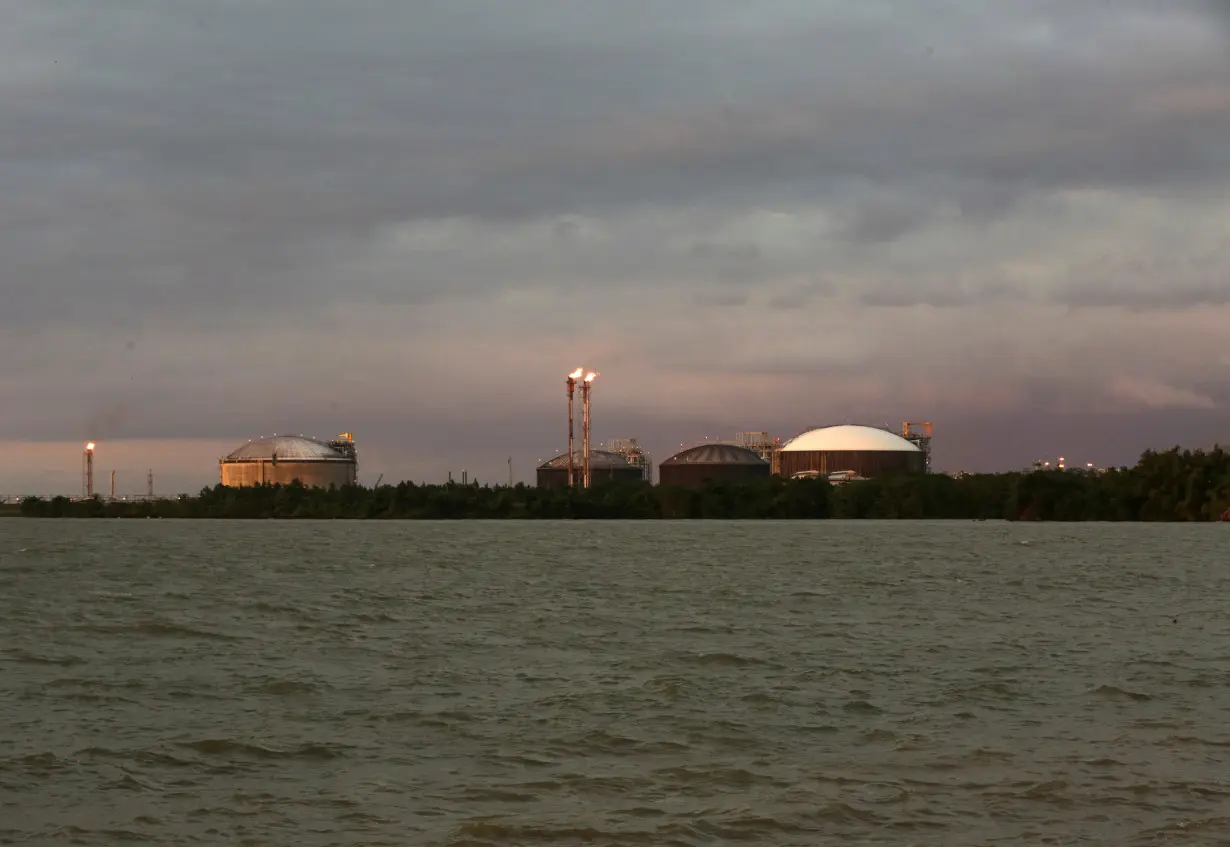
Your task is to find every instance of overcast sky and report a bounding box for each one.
[2,0,1229,494]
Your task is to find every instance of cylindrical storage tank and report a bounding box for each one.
[220,435,357,488]
[658,443,770,489]
[536,449,645,489]
[776,424,924,479]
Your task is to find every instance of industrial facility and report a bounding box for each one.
[17,361,943,499]
[219,433,358,488]
[538,366,932,489]
[607,438,652,482]
[536,450,644,489]
[775,424,925,479]
[65,364,935,496]
[901,421,933,473]
[658,443,770,489]
[735,431,779,463]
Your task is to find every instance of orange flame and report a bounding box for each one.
[568,368,583,379]
[585,371,598,383]
[85,442,96,451]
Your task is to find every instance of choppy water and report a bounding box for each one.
[2,520,1230,845]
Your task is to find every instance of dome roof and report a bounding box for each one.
[780,425,921,453]
[661,443,768,466]
[224,435,350,462]
[538,449,634,470]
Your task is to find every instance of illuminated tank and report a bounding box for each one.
[219,433,357,488]
[776,424,924,479]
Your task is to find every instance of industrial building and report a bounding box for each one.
[901,421,933,473]
[219,434,358,488]
[607,438,653,482]
[735,431,779,463]
[658,443,770,489]
[776,424,924,480]
[536,449,644,489]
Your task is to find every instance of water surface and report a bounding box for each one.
[2,519,1229,845]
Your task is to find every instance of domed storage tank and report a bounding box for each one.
[220,435,357,488]
[536,450,645,490]
[776,424,923,479]
[658,443,770,489]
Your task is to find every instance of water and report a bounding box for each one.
[2,519,1229,846]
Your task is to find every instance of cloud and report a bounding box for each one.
[1107,377,1217,411]
[1,0,1229,490]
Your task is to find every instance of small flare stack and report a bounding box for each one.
[83,442,96,499]
[566,368,582,487]
[563,367,600,488]
[582,371,598,488]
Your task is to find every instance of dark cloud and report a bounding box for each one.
[1054,251,1230,311]
[852,277,1030,309]
[1059,280,1230,312]
[765,277,838,311]
[1,0,1229,488]
[691,289,751,308]
[842,198,931,245]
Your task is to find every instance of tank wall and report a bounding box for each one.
[776,450,924,479]
[536,466,645,490]
[658,463,770,489]
[220,460,356,488]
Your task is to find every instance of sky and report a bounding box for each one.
[2,0,1229,495]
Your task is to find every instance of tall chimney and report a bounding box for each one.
[581,372,598,488]
[110,470,116,501]
[84,443,95,499]
[567,373,577,487]
[582,379,591,489]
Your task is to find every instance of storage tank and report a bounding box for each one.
[658,443,770,488]
[536,449,645,489]
[220,434,357,488]
[776,424,923,479]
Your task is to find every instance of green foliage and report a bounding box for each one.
[16,446,1230,520]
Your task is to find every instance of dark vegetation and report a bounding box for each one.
[15,447,1230,521]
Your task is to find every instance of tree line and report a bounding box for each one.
[16,446,1230,521]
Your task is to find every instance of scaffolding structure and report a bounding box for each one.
[735,431,780,474]
[735,431,777,461]
[328,432,357,460]
[902,421,933,473]
[607,437,653,483]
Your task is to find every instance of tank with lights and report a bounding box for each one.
[219,433,358,488]
[776,424,924,479]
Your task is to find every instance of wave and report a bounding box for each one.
[248,679,322,696]
[1087,684,1152,702]
[670,651,780,669]
[2,647,85,667]
[451,821,655,845]
[35,826,159,843]
[73,620,240,641]
[177,738,342,760]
